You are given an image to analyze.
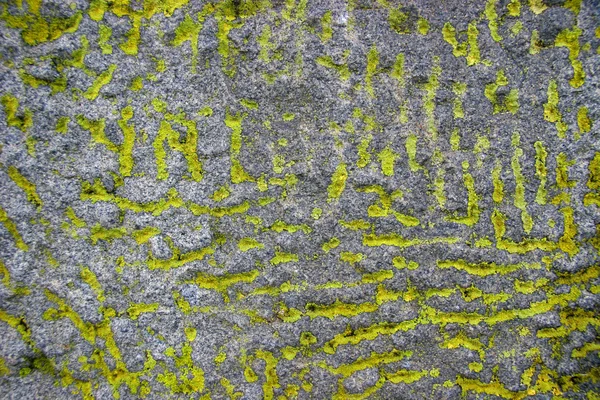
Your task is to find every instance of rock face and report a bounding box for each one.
[0,0,599,398]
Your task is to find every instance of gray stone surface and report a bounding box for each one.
[0,0,599,399]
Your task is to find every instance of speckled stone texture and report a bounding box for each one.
[0,0,599,399]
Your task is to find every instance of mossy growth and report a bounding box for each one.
[1,94,33,132]
[327,162,348,202]
[555,27,585,88]
[484,70,519,115]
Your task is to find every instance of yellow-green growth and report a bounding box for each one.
[572,342,600,358]
[185,327,197,342]
[378,146,397,176]
[117,106,136,177]
[76,115,113,151]
[65,207,86,228]
[271,251,298,265]
[198,106,213,117]
[442,21,479,66]
[191,270,259,302]
[442,22,467,58]
[1,5,82,46]
[563,0,582,15]
[474,135,490,168]
[441,331,485,360]
[132,227,160,244]
[405,134,422,172]
[365,45,379,98]
[534,141,547,205]
[0,309,36,350]
[1,94,32,132]
[320,11,332,42]
[529,0,547,14]
[327,162,348,202]
[118,12,143,56]
[80,267,105,302]
[90,223,127,244]
[244,363,258,383]
[240,99,258,110]
[437,259,540,277]
[19,69,67,94]
[151,98,166,113]
[511,133,532,233]
[0,207,28,251]
[466,22,481,65]
[417,17,429,35]
[0,261,11,290]
[258,24,276,63]
[529,30,542,54]
[300,331,317,346]
[485,0,502,42]
[556,152,576,189]
[555,27,584,88]
[130,76,143,91]
[576,107,591,139]
[586,153,600,200]
[339,251,364,265]
[154,116,203,181]
[485,70,519,114]
[306,299,376,320]
[507,0,521,16]
[172,13,202,73]
[491,209,557,254]
[433,166,446,208]
[457,376,526,399]
[98,24,112,54]
[128,303,159,320]
[62,35,90,73]
[446,161,480,226]
[453,82,467,118]
[558,207,578,256]
[225,109,253,184]
[43,290,96,344]
[83,64,116,101]
[363,233,459,249]
[7,166,42,210]
[210,186,230,202]
[55,116,69,134]
[158,341,205,394]
[149,242,215,271]
[340,219,371,231]
[390,53,405,87]
[389,7,410,34]
[352,107,381,132]
[393,256,418,270]
[357,135,372,168]
[324,321,419,353]
[238,237,264,252]
[510,21,523,36]
[450,127,461,150]
[270,220,312,234]
[316,55,351,81]
[492,160,504,203]
[311,207,322,220]
[362,270,394,284]
[322,237,340,252]
[323,348,413,378]
[255,350,280,400]
[543,80,568,138]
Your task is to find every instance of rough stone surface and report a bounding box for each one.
[0,0,599,399]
